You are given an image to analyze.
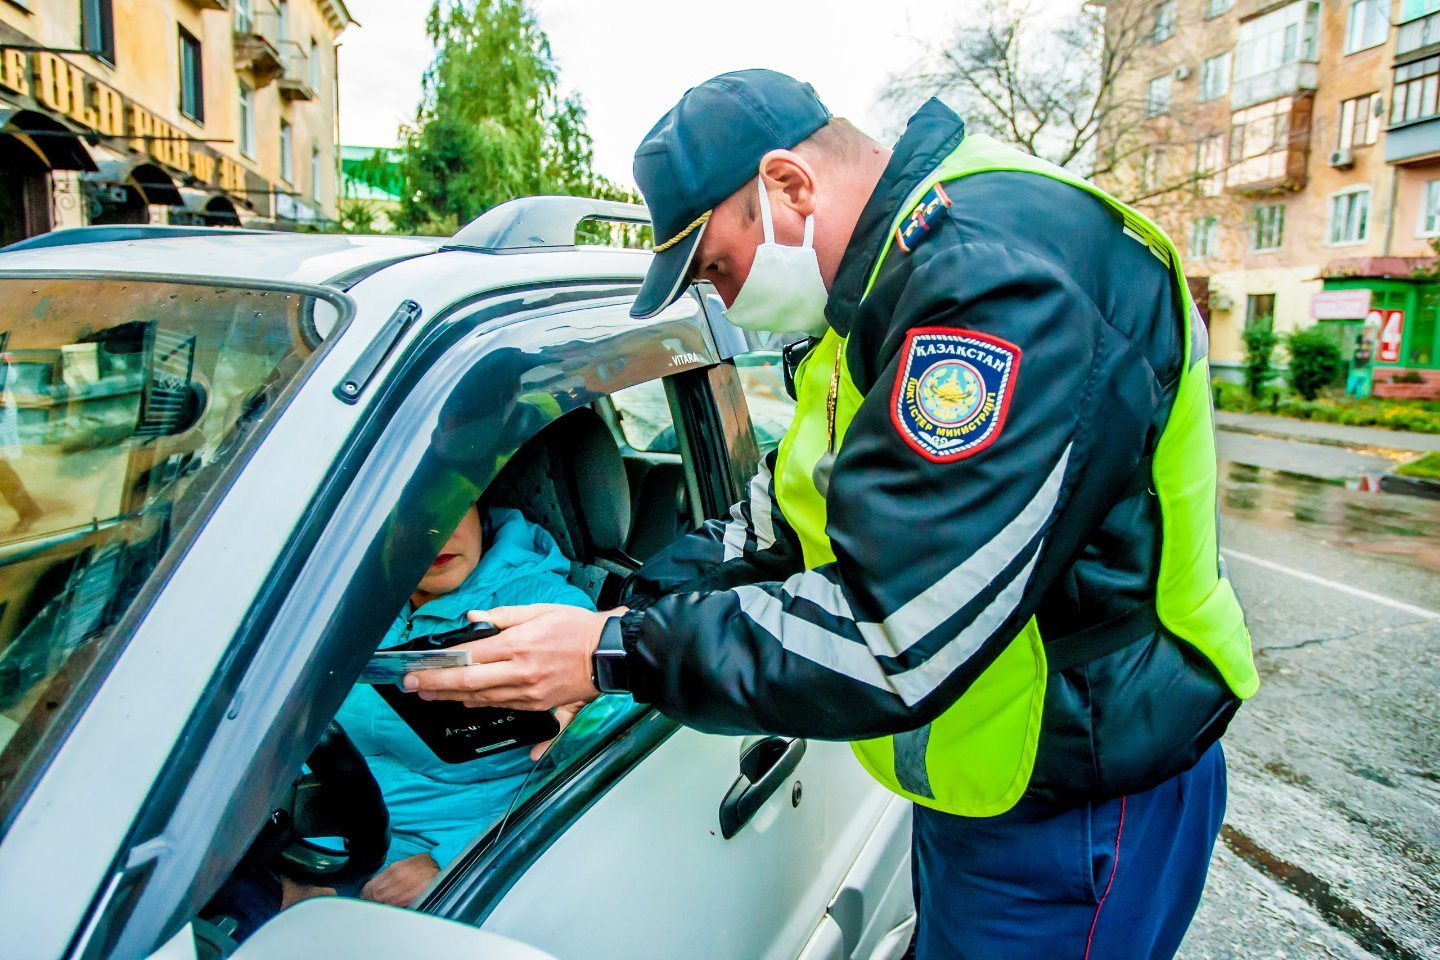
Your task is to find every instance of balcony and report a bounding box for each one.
[1398,12,1440,57]
[1236,0,1297,19]
[1230,61,1318,111]
[234,11,283,86]
[1225,92,1313,193]
[1386,115,1440,164]
[277,48,316,101]
[184,0,229,9]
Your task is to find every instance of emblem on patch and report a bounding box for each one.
[890,328,1020,462]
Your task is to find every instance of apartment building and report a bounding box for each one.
[0,0,352,244]
[1097,0,1440,396]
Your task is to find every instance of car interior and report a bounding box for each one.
[196,379,706,951]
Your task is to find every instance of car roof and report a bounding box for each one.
[0,232,445,286]
[0,198,657,290]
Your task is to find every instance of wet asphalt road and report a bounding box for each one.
[1176,456,1440,960]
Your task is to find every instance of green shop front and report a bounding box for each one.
[1314,258,1440,399]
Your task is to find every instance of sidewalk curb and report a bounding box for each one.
[1217,423,1440,501]
[1214,422,1410,456]
[1381,475,1440,501]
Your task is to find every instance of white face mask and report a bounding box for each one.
[722,176,831,338]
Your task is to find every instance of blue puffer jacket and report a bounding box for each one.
[336,507,594,868]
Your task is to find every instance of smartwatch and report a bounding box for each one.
[591,615,630,694]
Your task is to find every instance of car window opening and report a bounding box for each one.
[203,385,699,943]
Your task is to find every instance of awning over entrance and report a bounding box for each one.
[85,149,184,206]
[1320,256,1439,279]
[0,106,97,172]
[172,187,241,227]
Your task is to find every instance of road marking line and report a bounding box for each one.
[1222,549,1440,621]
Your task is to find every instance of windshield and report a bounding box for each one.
[0,275,341,807]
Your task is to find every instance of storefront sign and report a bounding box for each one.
[1312,289,1373,320]
[0,34,271,214]
[1371,309,1405,363]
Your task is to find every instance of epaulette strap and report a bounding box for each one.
[894,181,954,255]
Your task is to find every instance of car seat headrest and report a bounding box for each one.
[554,408,632,554]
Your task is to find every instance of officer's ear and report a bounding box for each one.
[758,149,817,221]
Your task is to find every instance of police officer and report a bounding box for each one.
[408,70,1258,959]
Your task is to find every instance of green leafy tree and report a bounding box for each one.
[1285,327,1344,402]
[396,0,643,239]
[1242,324,1277,399]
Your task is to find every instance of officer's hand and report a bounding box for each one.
[403,604,623,711]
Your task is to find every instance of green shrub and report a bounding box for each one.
[1241,326,1278,398]
[1284,328,1344,401]
[1392,370,1425,384]
[1210,380,1440,433]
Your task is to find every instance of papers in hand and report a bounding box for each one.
[357,649,473,685]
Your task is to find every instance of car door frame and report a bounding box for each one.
[57,284,730,960]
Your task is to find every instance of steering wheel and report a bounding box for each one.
[248,722,390,889]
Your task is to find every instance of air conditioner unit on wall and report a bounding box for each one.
[1210,292,1233,311]
[1329,148,1355,169]
[1173,65,1192,81]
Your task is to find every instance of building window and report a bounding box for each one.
[1141,146,1166,193]
[80,0,116,64]
[1337,94,1379,148]
[1194,134,1225,196]
[238,82,255,158]
[1345,0,1391,53]
[1246,293,1276,330]
[1154,0,1177,42]
[1420,180,1440,235]
[1328,189,1371,245]
[1403,0,1440,22]
[1146,76,1172,117]
[310,39,321,90]
[311,146,322,200]
[178,27,205,123]
[1252,203,1286,250]
[1235,2,1322,85]
[1227,98,1293,187]
[235,0,253,33]
[1199,52,1231,102]
[1206,0,1234,17]
[1188,217,1219,259]
[279,120,293,183]
[1392,56,1440,124]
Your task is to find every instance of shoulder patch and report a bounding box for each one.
[894,181,953,255]
[890,328,1020,462]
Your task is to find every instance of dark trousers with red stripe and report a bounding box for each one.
[911,743,1226,960]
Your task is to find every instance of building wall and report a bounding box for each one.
[0,0,350,227]
[1095,0,1440,375]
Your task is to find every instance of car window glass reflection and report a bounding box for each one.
[0,278,326,803]
[734,353,794,456]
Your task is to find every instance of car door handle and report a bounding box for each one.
[718,736,807,839]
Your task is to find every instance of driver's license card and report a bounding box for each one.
[358,649,473,685]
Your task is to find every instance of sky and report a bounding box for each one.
[335,0,1035,189]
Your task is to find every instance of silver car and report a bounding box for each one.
[0,199,914,960]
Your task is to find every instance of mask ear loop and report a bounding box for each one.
[756,176,776,244]
[758,174,817,249]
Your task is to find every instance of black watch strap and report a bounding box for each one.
[591,615,630,694]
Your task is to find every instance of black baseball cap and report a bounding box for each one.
[630,69,832,319]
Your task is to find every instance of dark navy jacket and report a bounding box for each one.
[620,101,1237,805]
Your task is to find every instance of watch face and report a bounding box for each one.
[593,650,628,694]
